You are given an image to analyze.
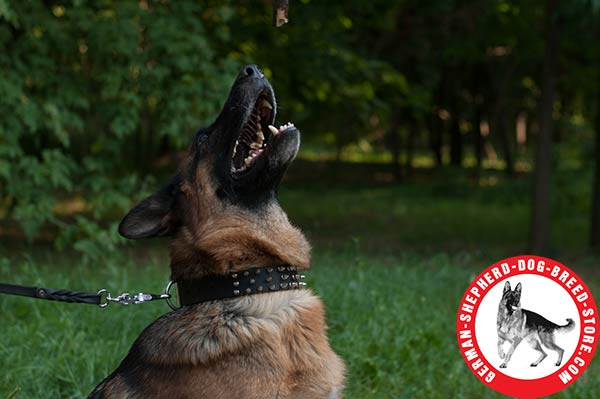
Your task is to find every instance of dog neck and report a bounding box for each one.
[169,201,311,281]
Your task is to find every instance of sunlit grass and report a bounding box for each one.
[297,145,533,172]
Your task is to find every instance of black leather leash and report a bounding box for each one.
[0,282,172,308]
[0,265,306,310]
[0,282,103,305]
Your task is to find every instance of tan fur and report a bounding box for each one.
[170,161,310,281]
[91,290,345,398]
[90,158,344,398]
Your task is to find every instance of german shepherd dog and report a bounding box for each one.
[497,281,575,369]
[89,65,345,398]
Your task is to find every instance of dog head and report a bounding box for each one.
[118,65,310,279]
[502,281,522,313]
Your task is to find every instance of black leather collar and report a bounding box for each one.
[176,266,306,307]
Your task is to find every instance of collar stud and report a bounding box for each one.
[176,265,306,307]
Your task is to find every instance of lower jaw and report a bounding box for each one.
[231,123,295,174]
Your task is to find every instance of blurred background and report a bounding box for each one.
[0,0,599,258]
[0,0,600,257]
[1,1,600,398]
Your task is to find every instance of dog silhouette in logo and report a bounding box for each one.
[497,281,575,368]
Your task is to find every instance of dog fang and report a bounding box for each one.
[268,125,279,136]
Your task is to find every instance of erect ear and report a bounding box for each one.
[514,282,522,296]
[503,281,511,294]
[118,176,180,239]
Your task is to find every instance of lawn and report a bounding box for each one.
[1,165,599,398]
[1,249,599,399]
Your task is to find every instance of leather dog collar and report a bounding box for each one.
[176,266,306,307]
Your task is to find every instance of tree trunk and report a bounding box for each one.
[406,123,418,176]
[497,114,515,177]
[334,142,343,163]
[431,69,449,168]
[529,0,560,255]
[388,116,403,181]
[450,113,462,167]
[591,80,600,250]
[449,79,463,167]
[428,115,443,167]
[489,59,515,177]
[474,108,483,172]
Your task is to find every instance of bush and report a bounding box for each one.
[0,1,240,257]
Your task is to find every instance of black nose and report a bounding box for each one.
[240,64,264,79]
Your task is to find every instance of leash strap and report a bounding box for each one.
[0,282,101,305]
[0,265,306,309]
[0,282,173,307]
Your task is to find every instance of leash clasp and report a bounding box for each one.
[97,288,172,308]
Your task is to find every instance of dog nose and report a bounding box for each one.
[240,64,264,79]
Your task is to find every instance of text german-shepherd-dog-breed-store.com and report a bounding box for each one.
[89,65,345,399]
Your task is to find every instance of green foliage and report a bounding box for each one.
[0,0,599,257]
[0,1,240,255]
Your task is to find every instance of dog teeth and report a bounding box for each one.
[232,119,296,173]
[262,99,272,110]
[278,122,295,131]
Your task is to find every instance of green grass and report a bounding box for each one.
[281,162,593,257]
[1,164,598,398]
[1,249,599,399]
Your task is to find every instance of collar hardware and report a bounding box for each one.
[174,265,306,308]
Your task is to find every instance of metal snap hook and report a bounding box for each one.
[97,289,109,308]
[164,280,179,310]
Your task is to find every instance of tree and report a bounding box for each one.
[0,2,240,258]
[529,0,561,254]
[591,76,600,250]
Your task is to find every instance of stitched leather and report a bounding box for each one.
[0,282,102,305]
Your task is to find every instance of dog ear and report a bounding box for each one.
[514,282,522,295]
[118,176,180,239]
[503,281,511,294]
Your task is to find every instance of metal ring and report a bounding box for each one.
[97,289,109,308]
[164,280,179,310]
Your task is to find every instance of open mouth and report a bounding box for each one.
[230,91,295,175]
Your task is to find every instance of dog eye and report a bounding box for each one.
[196,131,210,145]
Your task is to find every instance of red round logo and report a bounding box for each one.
[456,255,599,398]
